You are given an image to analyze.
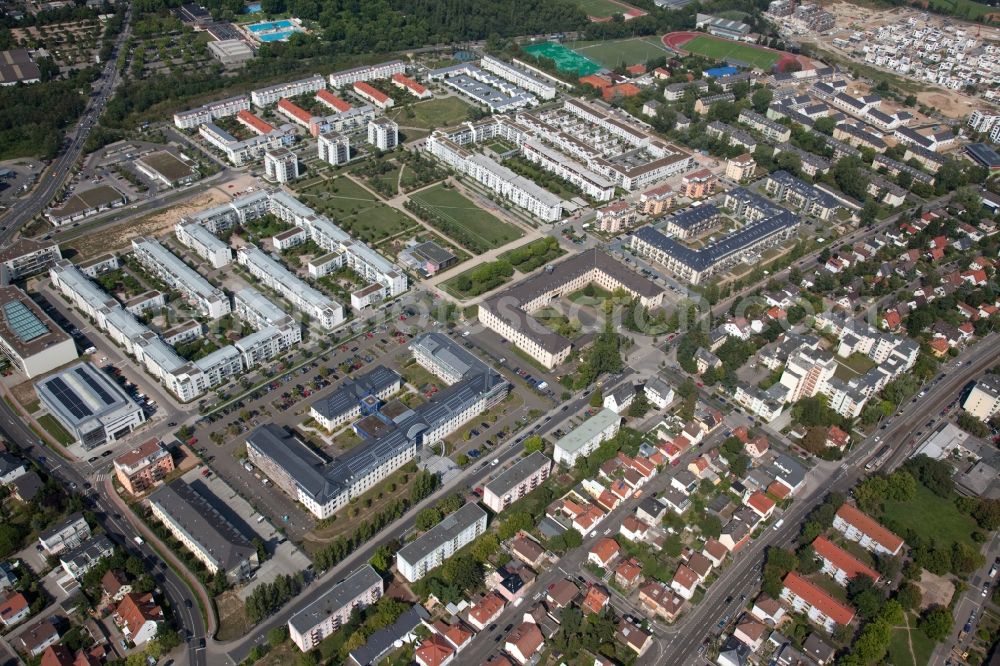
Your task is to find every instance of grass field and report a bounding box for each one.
[387,96,472,130]
[680,35,780,70]
[575,0,642,17]
[568,36,668,69]
[883,483,978,550]
[409,184,523,250]
[887,614,937,666]
[926,0,996,19]
[38,414,74,446]
[297,177,417,243]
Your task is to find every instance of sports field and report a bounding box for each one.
[522,42,602,76]
[675,34,780,70]
[567,36,668,69]
[575,0,647,19]
[408,184,523,251]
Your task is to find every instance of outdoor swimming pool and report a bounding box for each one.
[247,19,293,33]
[258,32,294,41]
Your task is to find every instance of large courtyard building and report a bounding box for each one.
[199,121,294,167]
[35,362,146,450]
[0,286,78,378]
[479,249,662,369]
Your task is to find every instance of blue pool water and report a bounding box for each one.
[248,19,293,33]
[258,31,294,41]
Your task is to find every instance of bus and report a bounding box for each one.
[865,445,891,471]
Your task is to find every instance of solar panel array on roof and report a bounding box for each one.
[45,376,93,419]
[2,300,49,343]
[74,365,114,405]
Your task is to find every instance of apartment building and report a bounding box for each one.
[38,512,90,555]
[288,565,383,652]
[961,374,1000,420]
[232,287,302,348]
[725,153,756,182]
[130,237,230,319]
[832,123,887,153]
[173,95,250,129]
[428,63,537,112]
[35,362,146,450]
[480,55,557,100]
[0,285,77,378]
[640,183,675,215]
[969,109,1000,133]
[264,148,300,183]
[780,346,837,402]
[737,109,791,142]
[237,245,344,330]
[328,60,405,88]
[396,503,488,582]
[479,249,661,368]
[113,438,175,496]
[554,408,622,466]
[367,117,399,150]
[354,81,393,109]
[595,201,636,233]
[391,73,431,99]
[522,139,615,202]
[663,204,721,240]
[149,480,258,583]
[250,74,325,107]
[174,222,233,268]
[309,365,402,431]
[199,121,291,167]
[706,121,758,152]
[0,238,63,284]
[832,503,905,556]
[811,536,880,586]
[482,452,552,513]
[781,572,855,632]
[59,534,114,579]
[682,169,717,199]
[317,131,350,166]
[237,109,275,135]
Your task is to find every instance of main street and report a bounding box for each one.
[659,332,1000,665]
[0,6,133,241]
[0,397,208,666]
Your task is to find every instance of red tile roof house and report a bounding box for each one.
[639,582,684,621]
[504,622,544,665]
[581,585,610,615]
[114,592,163,646]
[40,646,74,666]
[415,634,454,666]
[0,590,30,626]
[615,558,643,589]
[780,572,855,632]
[745,435,769,459]
[432,620,473,652]
[812,536,881,586]
[832,503,905,556]
[466,593,505,631]
[619,515,649,543]
[686,552,714,583]
[733,617,770,651]
[745,491,776,520]
[825,426,850,451]
[750,595,786,626]
[703,539,729,568]
[588,537,620,569]
[671,564,699,600]
[544,579,579,609]
[616,619,652,656]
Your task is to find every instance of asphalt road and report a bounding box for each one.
[0,397,207,666]
[660,333,1000,665]
[0,8,133,241]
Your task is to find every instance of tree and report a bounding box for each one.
[627,392,650,417]
[896,581,922,610]
[797,545,821,574]
[470,533,499,563]
[751,87,773,114]
[267,626,288,648]
[918,606,954,641]
[415,508,442,531]
[950,541,984,576]
[589,387,603,408]
[523,435,544,454]
[370,545,393,573]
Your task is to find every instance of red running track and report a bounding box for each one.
[661,31,813,72]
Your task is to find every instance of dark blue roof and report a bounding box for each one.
[966,143,1000,168]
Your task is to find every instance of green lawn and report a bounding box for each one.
[882,483,979,550]
[568,283,613,304]
[680,35,780,70]
[888,614,937,666]
[569,36,668,69]
[38,414,74,446]
[409,184,523,251]
[498,237,566,273]
[296,177,417,243]
[574,0,644,17]
[387,97,472,130]
[926,0,996,19]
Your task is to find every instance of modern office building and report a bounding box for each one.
[396,503,488,582]
[317,131,350,166]
[174,222,233,269]
[173,95,250,129]
[483,452,552,513]
[237,245,345,329]
[264,148,300,183]
[367,118,399,151]
[553,408,621,466]
[35,362,146,450]
[0,286,77,378]
[113,438,175,496]
[479,249,662,368]
[0,238,63,285]
[250,74,325,107]
[148,480,259,583]
[288,565,383,652]
[130,237,230,319]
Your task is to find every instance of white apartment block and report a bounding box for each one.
[38,513,91,555]
[396,504,488,582]
[962,375,1000,421]
[328,60,405,88]
[288,565,383,652]
[199,122,290,167]
[522,139,615,201]
[553,408,621,467]
[173,95,250,130]
[779,347,837,402]
[129,237,231,319]
[237,244,345,329]
[250,74,325,107]
[480,55,558,100]
[317,131,350,166]
[174,222,233,269]
[367,118,398,151]
[482,452,552,513]
[232,287,302,348]
[264,148,300,183]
